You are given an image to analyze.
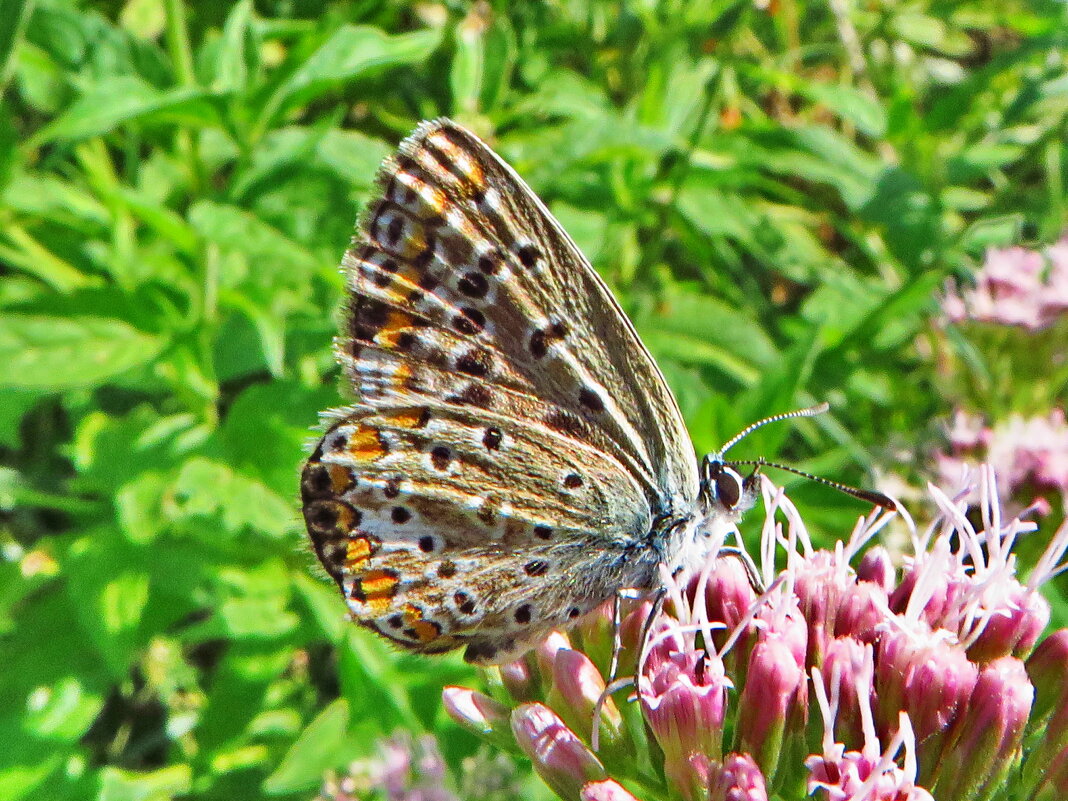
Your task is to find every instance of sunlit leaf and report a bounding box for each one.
[0,316,162,389]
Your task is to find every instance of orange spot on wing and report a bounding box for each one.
[382,310,413,335]
[377,311,414,347]
[330,503,357,532]
[346,536,376,570]
[385,408,429,430]
[328,464,354,494]
[347,423,388,462]
[410,619,441,644]
[359,569,399,613]
[465,161,485,191]
[401,604,440,644]
[397,224,427,259]
[398,173,448,216]
[427,132,486,192]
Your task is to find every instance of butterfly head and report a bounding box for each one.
[698,454,760,520]
[694,403,835,521]
[661,454,758,576]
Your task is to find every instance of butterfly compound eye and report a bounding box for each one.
[715,467,742,509]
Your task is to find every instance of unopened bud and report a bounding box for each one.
[511,703,607,801]
[930,656,1034,801]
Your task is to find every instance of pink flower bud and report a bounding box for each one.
[857,546,896,592]
[684,753,716,801]
[889,561,968,633]
[967,583,1050,663]
[833,579,891,645]
[1029,743,1068,801]
[929,657,1034,801]
[537,631,573,678]
[573,600,616,672]
[639,614,690,685]
[500,654,540,702]
[1022,631,1068,797]
[817,638,871,750]
[889,562,919,614]
[807,747,935,801]
[547,648,624,752]
[442,686,509,734]
[875,624,978,766]
[580,779,641,801]
[792,552,841,666]
[1026,628,1068,722]
[696,555,759,632]
[809,678,935,801]
[737,635,807,782]
[511,703,607,801]
[615,601,655,677]
[708,752,769,801]
[442,686,518,756]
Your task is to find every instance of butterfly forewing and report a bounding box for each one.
[303,119,697,663]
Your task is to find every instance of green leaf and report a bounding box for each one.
[213,0,256,92]
[961,213,1024,252]
[215,559,299,640]
[2,170,110,227]
[264,699,350,794]
[99,570,150,639]
[32,76,218,144]
[187,199,319,276]
[263,25,442,128]
[315,128,391,186]
[0,752,62,801]
[737,326,822,454]
[800,83,887,138]
[171,457,293,539]
[115,471,170,544]
[0,0,33,92]
[22,677,103,742]
[676,183,762,245]
[97,765,192,801]
[0,389,37,446]
[0,316,163,390]
[217,380,337,495]
[451,8,486,116]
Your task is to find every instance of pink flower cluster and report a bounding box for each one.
[444,468,1068,801]
[318,732,459,801]
[936,409,1068,513]
[942,238,1068,331]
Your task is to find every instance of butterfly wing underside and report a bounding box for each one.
[302,119,698,664]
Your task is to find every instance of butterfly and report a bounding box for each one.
[300,119,887,666]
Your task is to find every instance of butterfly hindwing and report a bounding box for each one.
[301,405,656,664]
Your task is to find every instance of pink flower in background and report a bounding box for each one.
[936,409,1068,514]
[318,732,460,801]
[319,729,521,801]
[942,237,1068,330]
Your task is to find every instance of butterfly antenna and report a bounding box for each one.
[728,457,896,509]
[718,402,831,456]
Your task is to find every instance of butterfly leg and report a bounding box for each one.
[718,545,764,592]
[593,588,668,749]
[606,590,622,688]
[606,586,649,684]
[634,586,669,681]
[592,587,651,753]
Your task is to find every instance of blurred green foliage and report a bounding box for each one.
[1,1,1066,799]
